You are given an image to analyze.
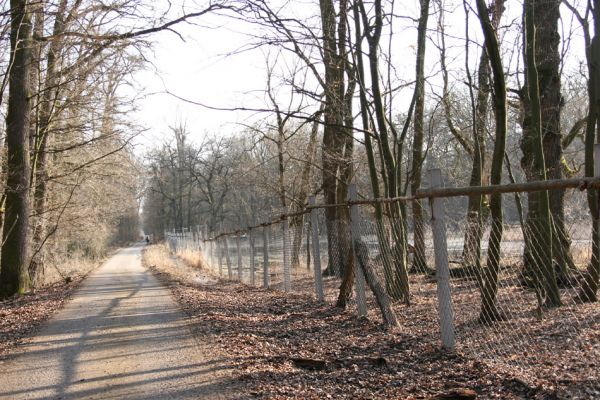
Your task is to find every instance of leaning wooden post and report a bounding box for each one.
[249,228,256,286]
[428,168,456,350]
[348,184,367,317]
[263,226,270,288]
[309,196,324,302]
[282,218,291,292]
[236,232,243,281]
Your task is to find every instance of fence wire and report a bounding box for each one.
[164,183,599,386]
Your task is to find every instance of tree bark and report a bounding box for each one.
[522,0,562,306]
[353,3,396,296]
[29,0,71,284]
[291,108,321,268]
[474,0,508,322]
[410,0,430,274]
[334,0,357,306]
[461,1,504,272]
[1,0,33,297]
[359,0,409,303]
[319,0,353,279]
[580,21,600,301]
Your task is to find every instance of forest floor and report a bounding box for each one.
[143,244,599,400]
[0,251,111,360]
[0,278,83,360]
[1,244,596,399]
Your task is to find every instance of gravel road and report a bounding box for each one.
[0,244,233,399]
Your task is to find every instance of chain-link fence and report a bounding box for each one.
[165,172,600,385]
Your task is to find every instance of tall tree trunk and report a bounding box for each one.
[475,0,508,322]
[359,0,409,303]
[353,3,395,296]
[580,12,600,301]
[319,0,352,279]
[522,0,562,306]
[29,0,71,284]
[335,0,357,306]
[410,0,430,274]
[291,109,322,268]
[461,0,504,272]
[535,0,577,285]
[1,0,33,298]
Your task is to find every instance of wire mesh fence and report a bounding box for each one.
[164,174,600,386]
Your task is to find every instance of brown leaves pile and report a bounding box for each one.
[146,247,599,399]
[0,279,82,359]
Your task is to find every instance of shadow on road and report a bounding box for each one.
[0,246,237,400]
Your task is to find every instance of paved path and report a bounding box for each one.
[0,245,231,399]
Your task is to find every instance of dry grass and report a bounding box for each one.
[177,248,207,270]
[39,256,99,287]
[143,244,218,286]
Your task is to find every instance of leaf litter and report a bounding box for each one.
[143,245,599,399]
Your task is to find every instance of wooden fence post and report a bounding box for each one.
[249,228,256,286]
[217,238,223,277]
[201,225,208,265]
[196,225,201,251]
[283,219,291,292]
[263,226,270,288]
[236,232,243,281]
[309,196,324,302]
[428,168,456,350]
[348,184,367,317]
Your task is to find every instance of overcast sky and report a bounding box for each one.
[131,12,267,149]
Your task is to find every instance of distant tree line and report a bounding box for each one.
[0,0,228,297]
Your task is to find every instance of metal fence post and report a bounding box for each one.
[283,218,291,292]
[236,232,243,281]
[309,196,324,302]
[249,228,256,286]
[263,226,270,288]
[348,184,367,317]
[428,168,456,350]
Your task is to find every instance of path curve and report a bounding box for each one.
[0,244,231,399]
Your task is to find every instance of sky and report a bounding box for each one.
[131,14,267,149]
[128,0,587,155]
[128,0,422,152]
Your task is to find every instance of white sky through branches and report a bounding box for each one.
[130,0,587,151]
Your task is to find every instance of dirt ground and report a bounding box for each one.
[143,244,599,399]
[0,279,83,360]
[0,246,238,399]
[1,244,596,399]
